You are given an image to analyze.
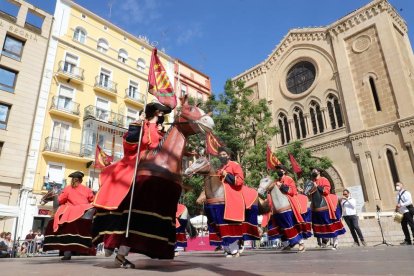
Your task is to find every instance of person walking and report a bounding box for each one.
[341,189,366,247]
[395,182,414,245]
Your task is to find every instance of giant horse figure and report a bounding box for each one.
[92,97,214,260]
[257,176,312,250]
[303,179,345,248]
[184,156,266,252]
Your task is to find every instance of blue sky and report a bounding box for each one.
[24,0,414,94]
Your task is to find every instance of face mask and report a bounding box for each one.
[157,115,165,125]
[277,171,284,178]
[396,186,401,191]
[311,172,318,178]
[218,157,228,164]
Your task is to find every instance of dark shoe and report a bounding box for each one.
[61,256,71,261]
[361,241,367,247]
[400,241,412,245]
[115,255,135,269]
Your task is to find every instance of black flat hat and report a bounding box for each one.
[275,164,289,171]
[145,102,172,116]
[68,171,84,179]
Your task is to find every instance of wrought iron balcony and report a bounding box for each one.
[57,61,85,83]
[42,176,66,191]
[83,105,127,128]
[94,76,117,95]
[50,96,80,118]
[43,136,87,157]
[124,88,145,105]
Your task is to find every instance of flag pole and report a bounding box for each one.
[91,129,99,189]
[125,56,152,237]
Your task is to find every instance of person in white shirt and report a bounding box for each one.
[341,189,366,246]
[395,182,414,245]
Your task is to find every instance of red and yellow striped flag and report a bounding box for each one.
[148,48,177,109]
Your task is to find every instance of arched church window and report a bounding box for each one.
[293,107,306,139]
[386,149,399,188]
[369,77,381,111]
[278,113,290,145]
[309,101,324,134]
[327,94,343,130]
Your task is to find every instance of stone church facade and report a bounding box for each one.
[233,0,414,212]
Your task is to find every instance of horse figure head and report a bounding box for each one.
[303,179,326,209]
[138,97,214,184]
[184,157,211,176]
[184,156,223,200]
[40,186,61,210]
[257,176,290,212]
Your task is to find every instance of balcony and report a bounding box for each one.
[83,105,127,128]
[43,137,94,162]
[56,61,85,84]
[94,76,117,97]
[49,96,80,121]
[124,88,145,107]
[42,176,66,191]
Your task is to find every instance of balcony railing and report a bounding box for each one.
[57,61,85,81]
[42,177,66,191]
[50,96,80,115]
[94,76,117,94]
[43,136,88,157]
[83,105,127,128]
[125,88,145,104]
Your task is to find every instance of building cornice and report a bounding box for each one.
[308,138,348,153]
[233,0,406,83]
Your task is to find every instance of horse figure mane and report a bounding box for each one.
[40,187,61,211]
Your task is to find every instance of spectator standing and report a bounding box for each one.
[34,230,44,254]
[25,229,36,254]
[341,189,367,246]
[0,232,9,258]
[395,182,414,245]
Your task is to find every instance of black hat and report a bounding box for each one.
[68,171,84,179]
[275,164,289,171]
[145,101,172,117]
[217,146,231,155]
[310,167,323,173]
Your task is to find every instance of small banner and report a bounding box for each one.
[288,153,303,177]
[94,145,113,169]
[206,132,225,156]
[266,144,281,170]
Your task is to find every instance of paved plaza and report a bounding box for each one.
[0,246,413,276]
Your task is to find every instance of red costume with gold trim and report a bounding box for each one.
[93,121,163,210]
[53,184,94,232]
[218,160,257,222]
[315,176,337,220]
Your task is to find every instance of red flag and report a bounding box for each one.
[206,132,225,156]
[266,145,281,170]
[148,48,177,109]
[94,145,113,169]
[288,153,303,177]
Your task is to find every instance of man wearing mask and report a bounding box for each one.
[267,165,311,252]
[213,147,259,257]
[310,168,345,249]
[395,182,414,245]
[341,189,366,246]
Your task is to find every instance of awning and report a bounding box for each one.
[190,215,208,228]
[0,204,19,220]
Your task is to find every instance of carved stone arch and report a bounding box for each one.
[288,103,305,115]
[323,89,340,101]
[362,71,379,86]
[379,144,398,159]
[275,108,289,117]
[306,96,322,108]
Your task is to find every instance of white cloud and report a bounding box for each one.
[113,0,161,25]
[176,24,203,45]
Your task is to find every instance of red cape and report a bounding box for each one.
[53,184,94,232]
